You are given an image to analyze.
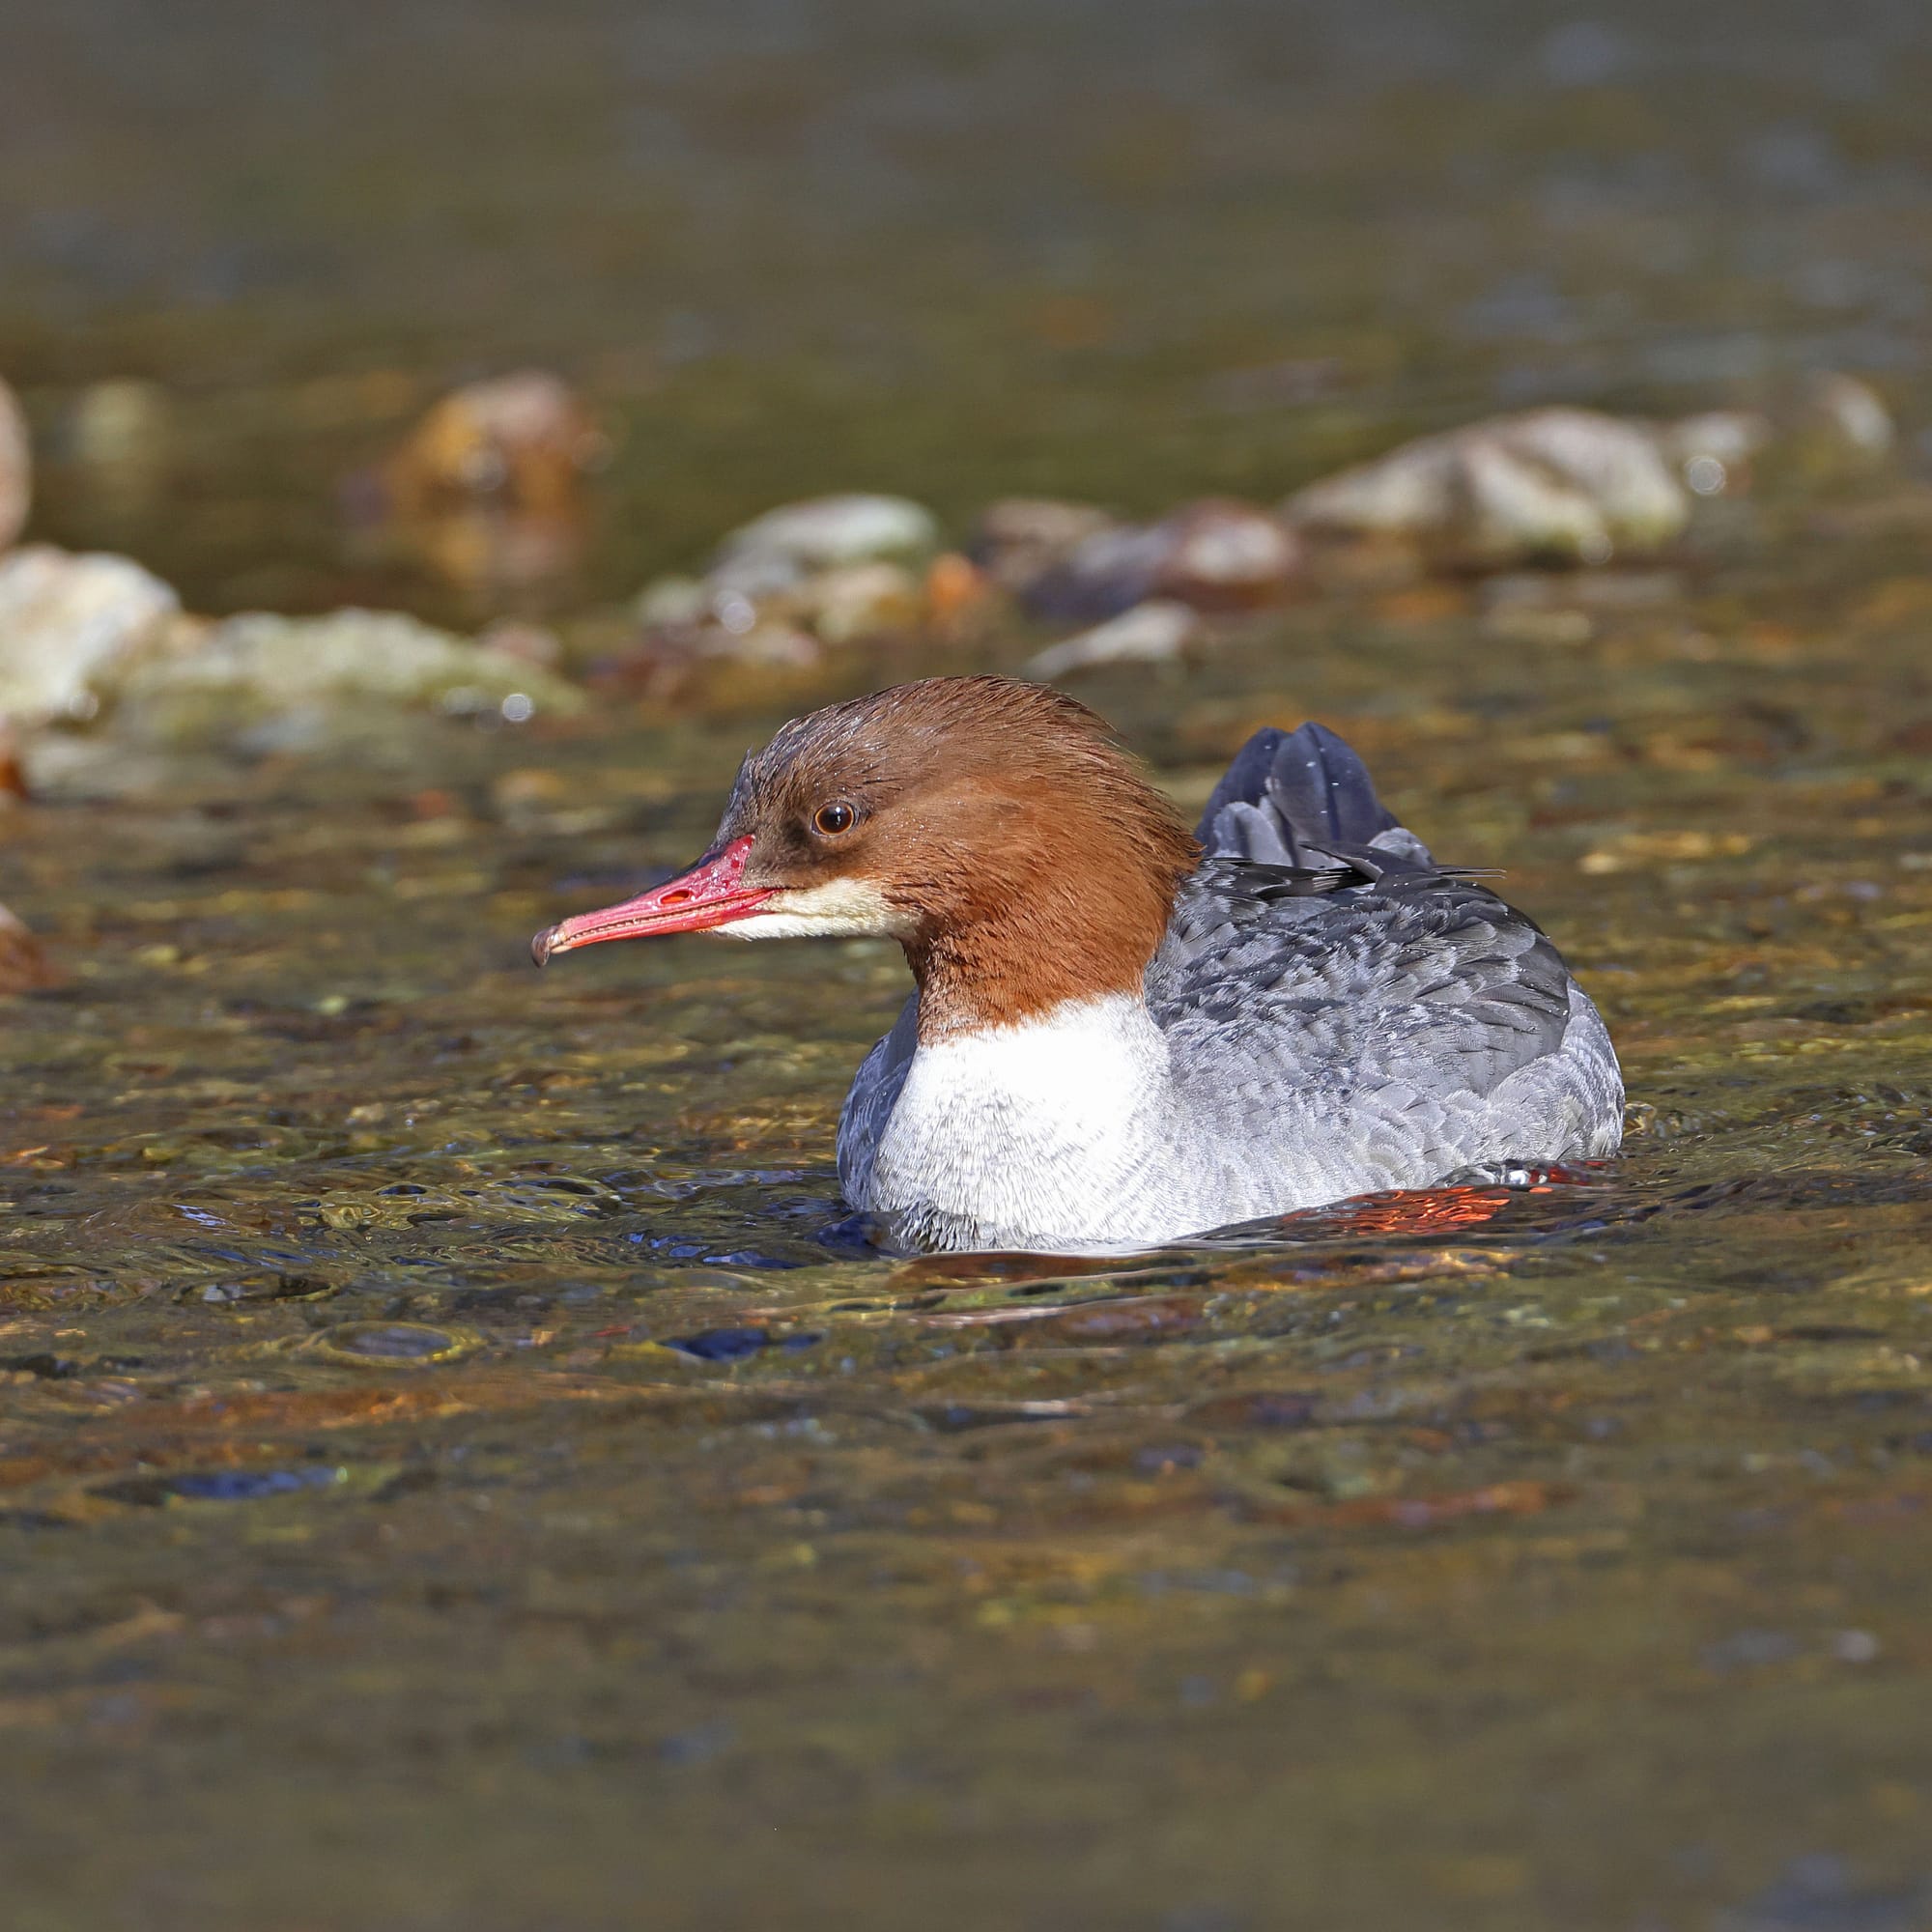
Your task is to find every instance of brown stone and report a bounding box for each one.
[0,377,27,552]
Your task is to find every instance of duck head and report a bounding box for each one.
[532,677,1200,1036]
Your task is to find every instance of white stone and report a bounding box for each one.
[1287,407,1690,568]
[0,545,180,724]
[1023,600,1197,679]
[713,494,939,576]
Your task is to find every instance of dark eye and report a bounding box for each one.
[812,801,856,837]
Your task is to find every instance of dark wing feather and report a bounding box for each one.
[1197,723,1408,868]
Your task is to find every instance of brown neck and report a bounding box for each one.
[903,848,1193,1040]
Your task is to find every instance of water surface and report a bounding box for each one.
[5,4,1932,1927]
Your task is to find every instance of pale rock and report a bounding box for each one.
[0,545,180,724]
[1025,499,1300,619]
[705,547,810,603]
[1657,411,1774,496]
[1286,407,1690,568]
[109,608,584,737]
[634,575,711,629]
[785,560,923,645]
[1787,371,1895,467]
[1150,499,1302,610]
[647,507,932,649]
[712,494,939,588]
[1023,600,1198,679]
[971,497,1118,596]
[0,378,30,552]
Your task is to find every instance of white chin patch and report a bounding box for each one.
[722,876,911,941]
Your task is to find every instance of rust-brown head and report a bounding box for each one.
[530,677,1200,1035]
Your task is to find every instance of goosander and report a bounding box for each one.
[533,677,1623,1253]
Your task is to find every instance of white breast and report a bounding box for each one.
[861,994,1189,1251]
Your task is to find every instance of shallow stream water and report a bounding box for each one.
[10,560,1932,1927]
[5,4,1932,1928]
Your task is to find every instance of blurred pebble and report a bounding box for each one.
[1024,600,1197,678]
[923,551,993,634]
[0,376,30,550]
[1020,520,1171,620]
[634,496,952,661]
[1150,498,1302,610]
[0,545,180,724]
[1286,407,1690,569]
[0,899,63,994]
[1021,499,1298,621]
[64,379,174,470]
[387,369,606,513]
[106,609,583,741]
[476,619,564,669]
[1784,370,1896,471]
[634,574,711,629]
[971,497,1117,597]
[783,559,923,645]
[710,493,938,593]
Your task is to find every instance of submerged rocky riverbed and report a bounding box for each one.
[6,3,1932,1928]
